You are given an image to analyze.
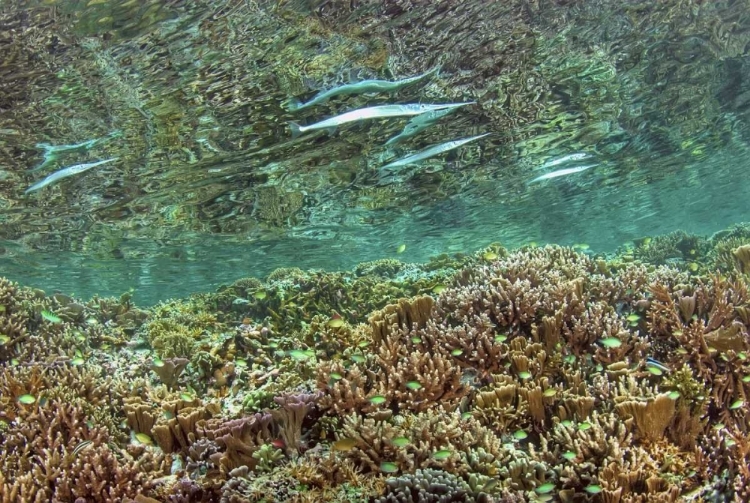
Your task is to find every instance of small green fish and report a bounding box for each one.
[729,399,745,410]
[667,391,680,400]
[599,337,622,348]
[461,411,473,420]
[410,336,422,344]
[391,437,410,447]
[578,422,592,431]
[235,358,248,367]
[562,451,576,461]
[646,365,663,376]
[151,357,164,367]
[518,371,532,380]
[253,291,267,300]
[543,388,556,397]
[432,449,452,460]
[742,375,750,383]
[330,372,343,381]
[494,334,508,343]
[0,334,10,345]
[18,394,36,405]
[288,350,310,361]
[380,461,399,473]
[513,429,528,440]
[41,310,62,324]
[626,313,641,323]
[451,349,463,356]
[70,357,85,366]
[563,355,576,364]
[369,395,387,405]
[332,438,358,452]
[483,251,498,261]
[432,284,446,294]
[135,432,153,445]
[179,392,194,401]
[327,318,345,328]
[351,354,366,363]
[535,483,555,495]
[396,244,406,253]
[560,420,573,427]
[584,485,602,495]
[406,381,422,390]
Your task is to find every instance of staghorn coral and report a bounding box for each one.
[0,382,166,502]
[372,468,497,503]
[5,225,750,500]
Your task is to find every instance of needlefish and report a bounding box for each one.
[385,107,458,146]
[289,102,474,138]
[528,164,598,184]
[25,158,118,194]
[380,133,490,172]
[539,152,591,169]
[287,66,440,111]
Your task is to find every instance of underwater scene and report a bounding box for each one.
[2,0,750,501]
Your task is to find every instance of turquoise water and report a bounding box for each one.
[1,0,750,302]
[3,3,750,502]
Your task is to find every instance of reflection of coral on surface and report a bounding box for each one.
[1,229,750,501]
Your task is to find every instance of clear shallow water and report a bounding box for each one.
[2,0,750,303]
[2,144,748,304]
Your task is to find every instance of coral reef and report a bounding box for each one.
[2,226,750,501]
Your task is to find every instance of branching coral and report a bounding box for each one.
[4,224,750,501]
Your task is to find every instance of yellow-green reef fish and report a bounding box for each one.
[25,158,119,194]
[380,133,490,171]
[289,102,474,137]
[287,66,440,111]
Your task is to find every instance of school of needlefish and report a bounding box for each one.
[23,65,596,193]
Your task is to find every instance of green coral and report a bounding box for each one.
[252,444,284,472]
[243,388,276,413]
[144,319,199,359]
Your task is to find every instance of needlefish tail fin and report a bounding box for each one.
[284,98,303,112]
[289,122,303,138]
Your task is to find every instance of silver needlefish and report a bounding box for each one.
[287,66,440,111]
[380,133,490,171]
[385,107,458,146]
[289,102,474,138]
[528,164,597,184]
[539,152,591,169]
[25,158,118,194]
